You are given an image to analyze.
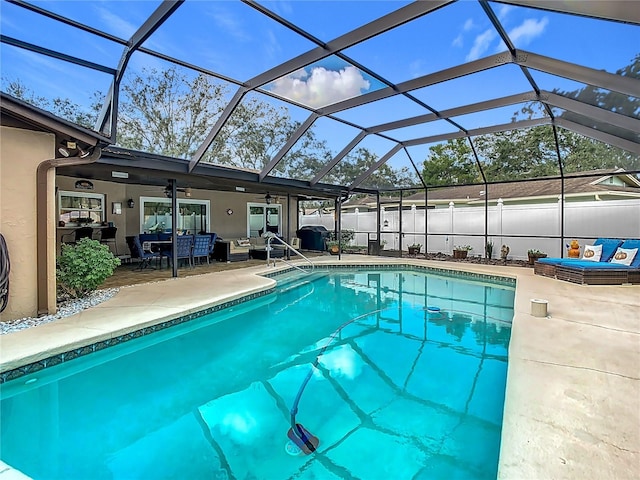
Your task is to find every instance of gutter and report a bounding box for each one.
[36,147,102,316]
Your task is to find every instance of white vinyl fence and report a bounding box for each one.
[300,199,640,260]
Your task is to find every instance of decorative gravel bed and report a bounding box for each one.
[0,288,119,335]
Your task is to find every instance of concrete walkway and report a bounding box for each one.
[0,257,638,479]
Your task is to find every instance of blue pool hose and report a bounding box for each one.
[288,308,390,447]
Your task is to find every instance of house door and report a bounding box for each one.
[248,203,281,238]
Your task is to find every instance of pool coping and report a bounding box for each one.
[0,256,638,480]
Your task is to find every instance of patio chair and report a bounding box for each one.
[167,235,194,268]
[192,234,211,265]
[126,235,164,270]
[99,226,118,254]
[61,226,94,245]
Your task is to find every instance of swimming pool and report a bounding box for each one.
[0,267,514,479]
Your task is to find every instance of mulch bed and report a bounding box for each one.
[388,251,531,268]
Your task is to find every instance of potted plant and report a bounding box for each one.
[326,240,340,255]
[527,249,547,265]
[326,229,355,255]
[485,241,494,259]
[408,243,422,255]
[453,245,473,259]
[500,244,510,261]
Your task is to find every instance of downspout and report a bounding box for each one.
[36,147,102,316]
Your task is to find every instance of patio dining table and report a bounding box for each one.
[142,240,172,268]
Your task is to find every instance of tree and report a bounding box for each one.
[420,55,639,185]
[117,67,227,159]
[210,94,300,171]
[422,139,479,186]
[2,78,101,128]
[320,147,416,188]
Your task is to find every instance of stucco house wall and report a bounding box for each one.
[0,126,55,321]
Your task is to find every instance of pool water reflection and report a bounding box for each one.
[0,268,514,479]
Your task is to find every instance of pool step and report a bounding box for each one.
[272,270,328,291]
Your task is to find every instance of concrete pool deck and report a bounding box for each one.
[1,256,638,479]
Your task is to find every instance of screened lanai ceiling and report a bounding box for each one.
[1,0,639,195]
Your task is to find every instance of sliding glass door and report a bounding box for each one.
[247,203,281,238]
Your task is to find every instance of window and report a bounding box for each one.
[140,197,210,234]
[248,203,281,237]
[58,191,105,226]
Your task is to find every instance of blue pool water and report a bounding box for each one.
[1,268,514,479]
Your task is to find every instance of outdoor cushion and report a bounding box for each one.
[617,240,640,268]
[582,244,602,261]
[537,238,623,266]
[556,260,635,270]
[610,247,638,266]
[596,238,625,262]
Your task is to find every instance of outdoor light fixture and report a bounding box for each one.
[127,198,135,208]
[265,193,272,204]
[58,140,76,157]
[58,145,71,157]
[57,140,93,159]
[78,147,92,159]
[164,184,192,198]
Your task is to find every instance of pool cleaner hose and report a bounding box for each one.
[0,234,10,313]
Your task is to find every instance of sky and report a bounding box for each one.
[1,0,637,177]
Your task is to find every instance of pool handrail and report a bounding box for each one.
[265,233,314,272]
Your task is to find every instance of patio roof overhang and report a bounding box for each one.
[59,145,365,200]
[1,92,363,201]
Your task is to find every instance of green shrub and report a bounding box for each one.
[57,238,121,298]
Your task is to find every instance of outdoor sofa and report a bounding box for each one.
[533,238,623,277]
[534,238,640,285]
[213,238,251,262]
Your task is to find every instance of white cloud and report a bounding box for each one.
[463,18,475,31]
[268,65,371,108]
[263,29,282,61]
[466,29,497,61]
[497,5,514,22]
[96,7,137,38]
[209,7,250,42]
[453,18,475,48]
[507,17,549,47]
[409,59,426,78]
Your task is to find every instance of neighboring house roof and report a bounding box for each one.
[342,170,640,210]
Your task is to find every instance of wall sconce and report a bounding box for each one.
[383,219,389,228]
[127,198,135,208]
[265,193,272,204]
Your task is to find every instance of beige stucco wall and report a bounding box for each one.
[55,179,300,255]
[0,126,55,321]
